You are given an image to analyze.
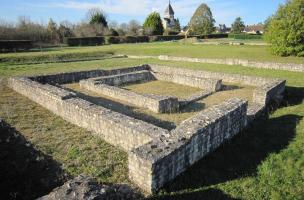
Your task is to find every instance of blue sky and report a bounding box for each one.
[1,0,286,26]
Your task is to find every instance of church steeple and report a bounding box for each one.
[164,0,174,19]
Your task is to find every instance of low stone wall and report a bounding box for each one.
[30,65,150,85]
[151,71,222,91]
[253,80,286,105]
[246,103,265,124]
[129,98,248,192]
[150,64,285,123]
[150,64,278,86]
[150,65,285,105]
[80,80,179,113]
[126,55,304,72]
[157,55,304,72]
[179,90,213,107]
[8,77,169,151]
[38,174,141,200]
[90,70,155,86]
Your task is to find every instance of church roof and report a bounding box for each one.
[165,2,174,16]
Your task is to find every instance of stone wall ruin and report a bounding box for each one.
[8,64,286,193]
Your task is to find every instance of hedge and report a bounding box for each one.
[64,37,105,46]
[0,40,33,52]
[64,34,228,46]
[149,35,185,42]
[228,33,263,40]
[195,33,228,39]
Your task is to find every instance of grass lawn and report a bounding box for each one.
[0,42,303,64]
[0,44,303,199]
[63,81,255,130]
[122,80,202,99]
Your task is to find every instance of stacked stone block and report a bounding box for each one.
[80,80,179,113]
[80,70,179,113]
[89,70,155,86]
[157,55,304,72]
[129,98,248,192]
[151,71,222,91]
[8,77,169,151]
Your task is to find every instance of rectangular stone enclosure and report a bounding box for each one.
[8,64,286,193]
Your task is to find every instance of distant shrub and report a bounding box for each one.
[105,36,120,44]
[64,37,105,46]
[0,40,33,52]
[228,34,263,40]
[149,35,184,42]
[196,33,228,39]
[163,29,180,36]
[64,34,227,46]
[136,36,150,43]
[65,36,150,46]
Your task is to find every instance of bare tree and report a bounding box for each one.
[108,21,119,29]
[127,20,141,36]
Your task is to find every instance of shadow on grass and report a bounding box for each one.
[148,188,240,200]
[155,86,304,197]
[283,86,304,106]
[159,114,301,193]
[0,120,68,200]
[180,102,205,113]
[221,84,243,91]
[64,87,178,130]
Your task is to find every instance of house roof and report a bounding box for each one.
[165,2,174,16]
[244,24,264,32]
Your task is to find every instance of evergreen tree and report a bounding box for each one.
[231,17,245,33]
[265,0,304,57]
[87,8,108,28]
[143,12,164,35]
[188,3,215,35]
[173,18,181,32]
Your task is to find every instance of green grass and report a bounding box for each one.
[1,57,302,87]
[123,80,202,99]
[63,81,255,130]
[0,44,303,199]
[197,38,268,45]
[1,42,303,64]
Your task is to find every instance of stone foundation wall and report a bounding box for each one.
[129,98,248,192]
[80,80,179,113]
[90,70,155,86]
[157,55,304,72]
[150,65,285,106]
[30,65,150,85]
[150,65,278,86]
[151,71,222,91]
[253,80,286,105]
[8,77,169,151]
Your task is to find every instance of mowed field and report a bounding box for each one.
[0,42,304,65]
[0,43,303,200]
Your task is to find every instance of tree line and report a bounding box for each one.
[0,8,144,44]
[0,0,302,56]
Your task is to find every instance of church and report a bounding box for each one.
[163,1,178,30]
